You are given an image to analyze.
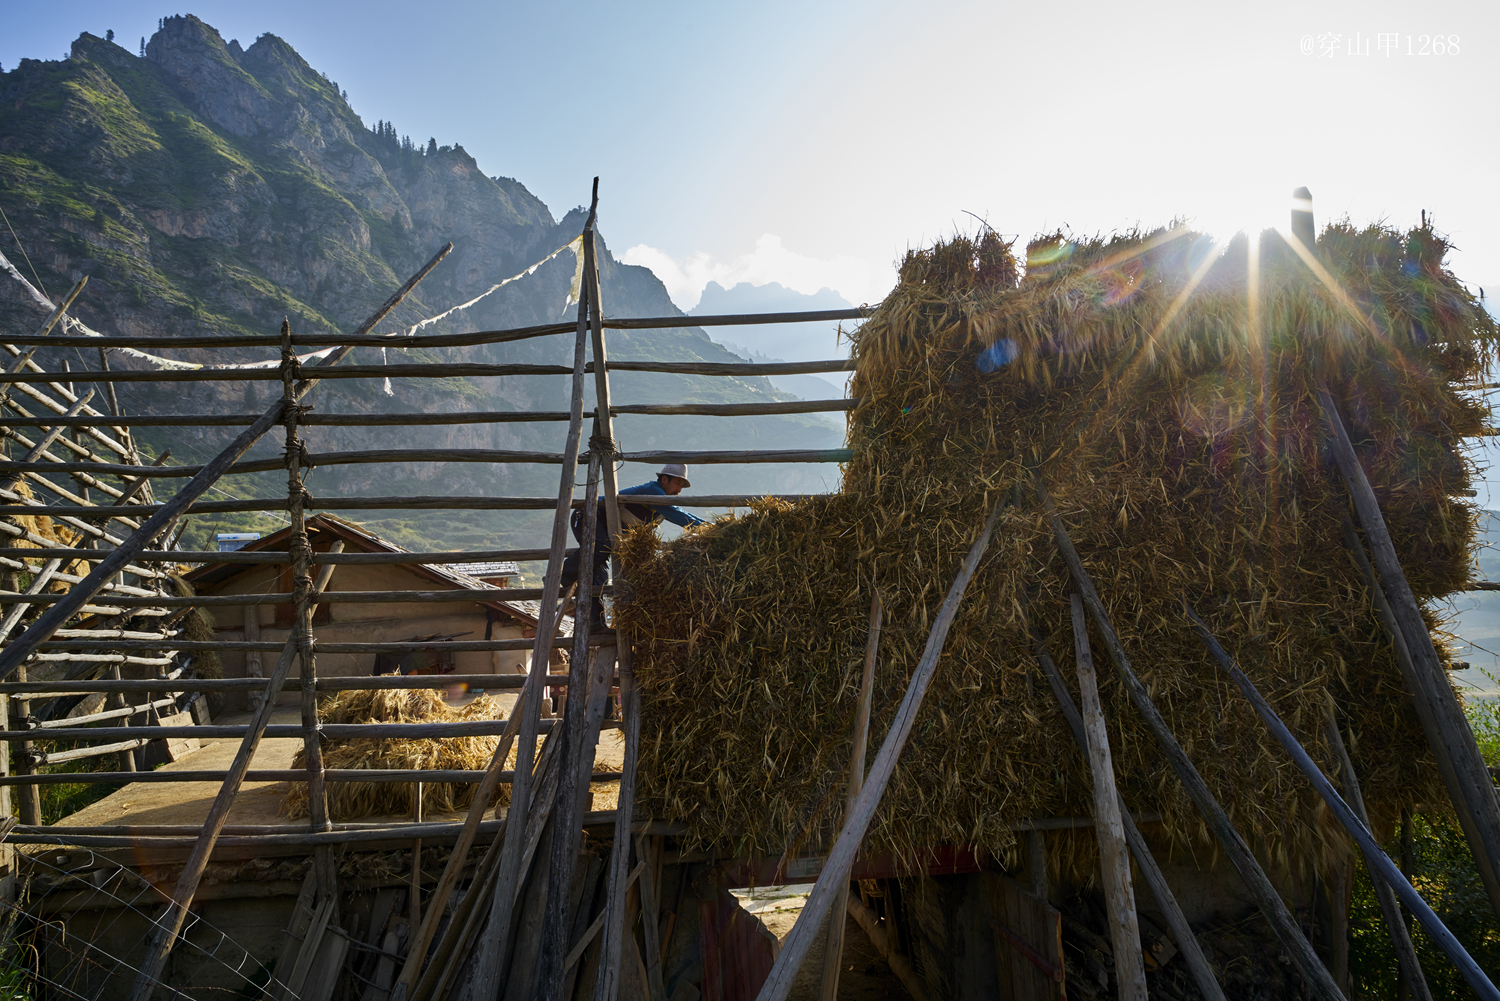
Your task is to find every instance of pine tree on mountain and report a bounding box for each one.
[427,138,437,156]
[106,29,114,42]
[139,37,146,56]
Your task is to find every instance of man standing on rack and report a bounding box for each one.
[560,463,706,629]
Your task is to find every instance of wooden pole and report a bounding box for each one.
[410,781,423,937]
[594,643,641,1001]
[283,321,338,901]
[1029,637,1224,1001]
[1322,702,1431,1001]
[755,497,1005,1001]
[540,443,604,999]
[1041,483,1344,1001]
[820,591,882,1001]
[467,193,598,1001]
[1184,602,1499,1001]
[12,660,39,826]
[1320,388,1500,921]
[1070,595,1148,1001]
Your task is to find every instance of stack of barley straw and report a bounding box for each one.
[619,221,1498,881]
[282,688,514,820]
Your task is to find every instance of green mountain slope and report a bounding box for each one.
[0,15,846,552]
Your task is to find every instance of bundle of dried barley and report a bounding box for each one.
[280,687,514,820]
[619,221,1495,879]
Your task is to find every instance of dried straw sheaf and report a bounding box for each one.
[619,222,1496,879]
[280,687,513,820]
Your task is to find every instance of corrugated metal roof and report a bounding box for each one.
[450,561,522,579]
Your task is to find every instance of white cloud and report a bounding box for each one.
[620,234,885,311]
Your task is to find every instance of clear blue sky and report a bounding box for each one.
[6,0,1497,309]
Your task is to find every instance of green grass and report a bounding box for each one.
[5,745,130,824]
[1468,669,1500,766]
[1346,692,1500,997]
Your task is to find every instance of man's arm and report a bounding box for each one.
[659,505,707,528]
[619,481,707,528]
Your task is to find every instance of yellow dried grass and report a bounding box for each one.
[280,687,514,820]
[618,221,1494,882]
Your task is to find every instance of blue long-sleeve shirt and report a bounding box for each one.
[619,480,707,528]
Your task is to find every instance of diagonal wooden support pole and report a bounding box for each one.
[394,584,574,1001]
[1069,594,1148,1001]
[1040,481,1344,1001]
[1320,387,1500,922]
[755,496,1005,1001]
[469,191,598,1001]
[1322,698,1433,1001]
[1185,602,1499,1001]
[819,592,881,1001]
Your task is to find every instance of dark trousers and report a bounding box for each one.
[558,511,611,627]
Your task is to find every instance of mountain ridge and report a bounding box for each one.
[0,15,847,552]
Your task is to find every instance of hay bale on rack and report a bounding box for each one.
[618,221,1497,877]
[280,687,514,820]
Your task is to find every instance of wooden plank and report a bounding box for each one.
[1185,603,1499,1001]
[1043,485,1343,1001]
[756,497,1005,1001]
[1070,595,1147,1001]
[637,835,666,1001]
[990,874,1063,1001]
[820,591,882,1001]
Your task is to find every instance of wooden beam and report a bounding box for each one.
[1321,389,1500,923]
[1070,594,1148,1001]
[820,592,881,1001]
[594,642,643,1001]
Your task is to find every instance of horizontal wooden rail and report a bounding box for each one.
[0,358,854,385]
[0,547,569,565]
[0,447,852,479]
[33,639,588,654]
[0,307,871,349]
[5,810,682,847]
[30,697,176,728]
[0,492,829,517]
[0,586,607,607]
[0,398,858,429]
[41,737,149,765]
[0,718,610,741]
[0,769,622,788]
[1,673,589,696]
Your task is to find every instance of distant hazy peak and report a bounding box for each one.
[692,280,852,316]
